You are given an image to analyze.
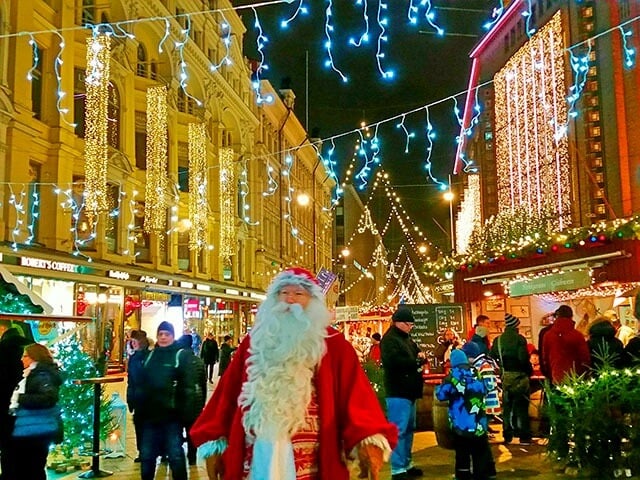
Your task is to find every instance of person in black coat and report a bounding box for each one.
[587,317,626,371]
[0,324,31,474]
[380,307,425,479]
[3,343,62,480]
[217,335,236,378]
[126,330,150,462]
[200,332,219,383]
[176,334,207,465]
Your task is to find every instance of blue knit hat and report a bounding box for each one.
[462,341,480,359]
[450,349,468,367]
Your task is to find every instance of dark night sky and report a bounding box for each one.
[238,1,493,254]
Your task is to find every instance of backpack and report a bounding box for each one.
[142,348,184,411]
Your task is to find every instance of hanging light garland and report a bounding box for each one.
[219,147,236,264]
[83,34,111,222]
[144,86,168,233]
[188,123,208,250]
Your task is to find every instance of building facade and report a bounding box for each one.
[0,0,333,365]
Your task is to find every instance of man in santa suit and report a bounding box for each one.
[190,267,397,479]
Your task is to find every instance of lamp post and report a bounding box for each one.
[443,175,455,253]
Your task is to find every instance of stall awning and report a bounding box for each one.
[453,238,640,302]
[0,265,53,314]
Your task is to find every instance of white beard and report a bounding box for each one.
[239,296,330,441]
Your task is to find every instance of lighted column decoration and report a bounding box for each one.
[219,147,236,263]
[144,86,168,233]
[456,174,481,254]
[84,34,111,221]
[494,11,570,230]
[188,123,208,250]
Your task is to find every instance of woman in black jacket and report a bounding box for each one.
[588,317,626,371]
[126,330,150,462]
[4,343,62,480]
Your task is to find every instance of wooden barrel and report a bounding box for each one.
[432,390,456,450]
[415,383,435,431]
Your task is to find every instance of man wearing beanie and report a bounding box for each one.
[190,267,397,480]
[137,321,195,480]
[380,306,425,479]
[490,313,533,445]
[437,348,496,480]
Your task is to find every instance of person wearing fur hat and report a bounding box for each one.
[380,306,426,479]
[436,349,496,480]
[490,313,533,445]
[190,267,397,480]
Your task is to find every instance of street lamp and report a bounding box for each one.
[443,175,455,253]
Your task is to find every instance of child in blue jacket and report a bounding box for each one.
[436,349,497,480]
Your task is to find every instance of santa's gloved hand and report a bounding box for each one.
[357,443,384,480]
[205,454,224,480]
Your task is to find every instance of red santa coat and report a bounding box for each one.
[190,327,398,479]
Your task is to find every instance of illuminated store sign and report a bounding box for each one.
[21,256,80,273]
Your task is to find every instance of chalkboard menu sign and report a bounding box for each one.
[405,303,466,360]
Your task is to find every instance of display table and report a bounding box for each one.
[73,376,124,478]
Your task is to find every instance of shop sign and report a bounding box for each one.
[509,270,591,297]
[108,270,130,281]
[21,256,80,273]
[139,275,159,284]
[434,281,454,294]
[335,306,359,322]
[180,281,194,289]
[196,284,211,292]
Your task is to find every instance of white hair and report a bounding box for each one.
[239,295,330,440]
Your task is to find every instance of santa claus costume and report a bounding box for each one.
[190,267,397,479]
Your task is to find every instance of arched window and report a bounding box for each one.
[137,43,148,78]
[107,82,120,149]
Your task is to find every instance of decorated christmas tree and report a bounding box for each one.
[53,335,115,459]
[0,275,45,314]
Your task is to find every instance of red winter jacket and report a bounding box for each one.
[541,316,591,384]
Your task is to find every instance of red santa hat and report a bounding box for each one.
[266,267,324,300]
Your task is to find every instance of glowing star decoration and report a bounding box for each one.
[251,8,273,104]
[53,32,74,127]
[281,154,304,245]
[219,147,236,264]
[7,185,27,251]
[210,13,232,72]
[188,123,209,250]
[239,156,259,225]
[522,0,536,37]
[396,114,415,153]
[144,86,168,233]
[565,40,592,127]
[317,139,342,206]
[483,1,504,30]
[83,33,111,222]
[26,34,39,81]
[349,0,370,47]
[174,15,203,108]
[420,0,444,36]
[407,0,419,25]
[494,11,571,231]
[375,0,395,79]
[262,163,279,197]
[280,0,309,29]
[619,26,636,69]
[323,0,348,83]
